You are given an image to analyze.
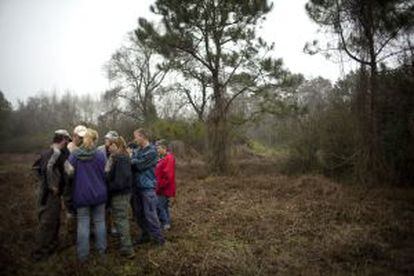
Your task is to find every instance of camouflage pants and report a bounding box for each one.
[60,178,77,244]
[111,194,134,254]
[62,178,75,215]
[34,190,61,254]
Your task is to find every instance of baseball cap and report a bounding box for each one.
[73,125,87,138]
[155,139,169,148]
[104,130,119,140]
[54,129,72,141]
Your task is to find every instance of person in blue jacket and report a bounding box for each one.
[130,128,165,245]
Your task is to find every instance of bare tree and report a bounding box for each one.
[106,32,169,125]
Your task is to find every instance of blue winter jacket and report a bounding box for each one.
[131,144,158,190]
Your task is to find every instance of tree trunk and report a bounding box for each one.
[364,2,386,182]
[142,93,158,126]
[206,79,230,175]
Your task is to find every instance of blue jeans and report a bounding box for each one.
[133,189,164,244]
[157,195,171,227]
[77,203,106,261]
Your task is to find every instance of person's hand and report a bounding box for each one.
[109,143,118,154]
[127,148,133,157]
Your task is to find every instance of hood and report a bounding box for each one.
[73,147,97,161]
[112,153,130,161]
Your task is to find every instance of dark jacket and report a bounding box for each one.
[32,147,70,204]
[131,144,158,190]
[107,154,132,196]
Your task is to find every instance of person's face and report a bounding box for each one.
[57,139,67,149]
[157,145,167,156]
[108,143,118,154]
[134,132,146,146]
[63,138,71,147]
[104,138,111,148]
[73,134,82,146]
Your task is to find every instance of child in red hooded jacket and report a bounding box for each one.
[155,139,176,230]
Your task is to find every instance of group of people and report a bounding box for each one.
[31,125,176,263]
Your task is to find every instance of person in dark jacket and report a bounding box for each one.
[66,128,108,263]
[98,130,120,237]
[31,129,71,261]
[98,130,119,158]
[105,136,135,258]
[131,128,165,245]
[127,141,140,229]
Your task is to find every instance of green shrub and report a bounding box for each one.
[150,119,206,151]
[281,103,362,180]
[0,132,50,153]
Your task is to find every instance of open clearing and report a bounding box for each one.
[0,154,413,275]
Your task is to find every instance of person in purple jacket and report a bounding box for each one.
[66,128,108,263]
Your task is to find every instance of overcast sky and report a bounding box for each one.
[0,0,354,104]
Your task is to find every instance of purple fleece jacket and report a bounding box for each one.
[69,149,107,208]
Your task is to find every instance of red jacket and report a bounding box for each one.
[155,153,176,197]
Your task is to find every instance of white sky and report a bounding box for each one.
[0,0,353,104]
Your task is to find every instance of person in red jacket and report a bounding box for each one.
[155,139,176,230]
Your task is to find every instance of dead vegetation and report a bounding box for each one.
[0,153,413,275]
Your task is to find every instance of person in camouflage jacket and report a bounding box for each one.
[31,129,71,261]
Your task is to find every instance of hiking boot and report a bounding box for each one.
[134,236,151,245]
[76,259,89,273]
[152,239,166,247]
[110,227,120,238]
[134,238,150,245]
[31,250,48,262]
[97,253,107,265]
[120,249,135,259]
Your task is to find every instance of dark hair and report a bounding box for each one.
[134,128,151,140]
[113,137,129,156]
[156,139,169,149]
[53,134,66,144]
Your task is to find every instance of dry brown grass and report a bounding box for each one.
[0,154,413,275]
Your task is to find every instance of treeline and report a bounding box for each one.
[0,92,102,152]
[275,65,414,184]
[1,58,412,184]
[0,91,204,153]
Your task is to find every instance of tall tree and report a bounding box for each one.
[305,0,414,180]
[171,64,211,122]
[136,0,295,174]
[106,32,169,125]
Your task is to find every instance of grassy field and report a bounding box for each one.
[0,154,413,275]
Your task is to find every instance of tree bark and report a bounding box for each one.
[206,74,230,175]
[364,1,386,182]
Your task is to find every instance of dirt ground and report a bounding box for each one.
[0,154,413,275]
